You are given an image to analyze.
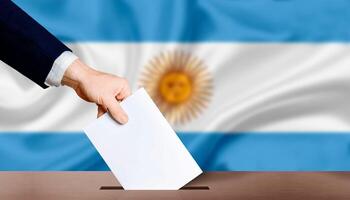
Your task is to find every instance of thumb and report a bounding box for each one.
[104,96,128,124]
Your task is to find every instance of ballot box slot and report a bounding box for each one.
[100,186,209,190]
[180,186,209,190]
[100,186,123,190]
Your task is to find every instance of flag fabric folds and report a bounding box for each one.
[1,0,350,170]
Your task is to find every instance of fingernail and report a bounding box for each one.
[119,115,128,124]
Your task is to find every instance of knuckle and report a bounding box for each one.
[97,96,104,105]
[121,78,128,85]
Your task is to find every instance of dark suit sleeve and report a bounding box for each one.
[0,0,72,88]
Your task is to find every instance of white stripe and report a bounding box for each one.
[1,43,350,132]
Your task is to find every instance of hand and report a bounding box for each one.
[62,59,131,124]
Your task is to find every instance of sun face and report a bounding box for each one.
[159,71,192,104]
[139,51,213,125]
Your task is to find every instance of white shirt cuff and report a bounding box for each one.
[45,51,78,87]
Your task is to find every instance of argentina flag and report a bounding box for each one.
[1,0,350,171]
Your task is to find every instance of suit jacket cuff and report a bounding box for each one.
[45,51,78,87]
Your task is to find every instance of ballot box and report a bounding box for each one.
[1,172,350,200]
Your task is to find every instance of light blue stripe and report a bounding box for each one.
[0,132,350,171]
[12,0,350,42]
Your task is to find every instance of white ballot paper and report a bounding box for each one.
[84,88,202,190]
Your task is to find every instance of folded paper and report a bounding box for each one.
[84,88,202,190]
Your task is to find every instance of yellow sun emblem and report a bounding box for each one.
[139,51,213,124]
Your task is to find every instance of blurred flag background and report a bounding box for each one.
[1,0,350,170]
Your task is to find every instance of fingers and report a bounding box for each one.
[95,78,131,123]
[97,105,107,118]
[104,96,128,124]
[116,81,131,101]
